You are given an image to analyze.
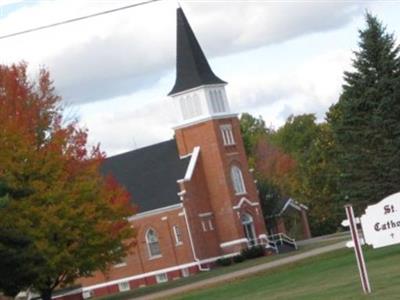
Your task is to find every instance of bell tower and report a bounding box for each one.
[169,8,267,254]
[168,8,232,125]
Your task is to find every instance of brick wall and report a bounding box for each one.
[175,116,267,254]
[77,206,195,289]
[74,116,267,297]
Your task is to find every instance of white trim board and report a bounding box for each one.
[220,238,248,248]
[128,204,183,221]
[267,198,309,218]
[279,198,309,215]
[173,113,238,130]
[82,252,239,292]
[232,197,259,210]
[198,212,213,217]
[184,146,200,182]
[169,83,227,97]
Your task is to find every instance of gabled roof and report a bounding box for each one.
[101,140,190,213]
[168,8,226,96]
[268,198,309,218]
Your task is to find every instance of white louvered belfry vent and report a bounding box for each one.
[209,89,226,113]
[180,93,202,120]
[172,85,231,124]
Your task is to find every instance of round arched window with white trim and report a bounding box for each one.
[231,165,246,195]
[146,228,161,258]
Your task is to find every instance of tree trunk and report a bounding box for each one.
[40,289,53,300]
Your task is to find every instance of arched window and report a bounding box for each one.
[231,165,246,194]
[241,213,256,246]
[173,225,183,245]
[146,229,161,257]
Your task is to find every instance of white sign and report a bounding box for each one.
[360,192,400,248]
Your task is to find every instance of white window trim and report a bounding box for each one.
[173,225,183,246]
[231,165,247,195]
[113,261,127,268]
[82,291,93,299]
[181,268,190,278]
[155,273,168,283]
[146,229,162,259]
[148,254,162,260]
[208,219,214,231]
[201,220,208,232]
[118,281,130,292]
[220,124,235,146]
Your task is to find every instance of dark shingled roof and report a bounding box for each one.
[101,140,190,213]
[270,197,291,216]
[168,8,226,96]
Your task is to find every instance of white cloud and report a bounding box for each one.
[0,0,22,7]
[225,49,352,126]
[77,92,177,156]
[78,48,352,155]
[0,0,365,104]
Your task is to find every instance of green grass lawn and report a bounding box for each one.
[171,244,400,300]
[97,238,348,300]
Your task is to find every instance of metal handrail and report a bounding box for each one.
[268,233,298,250]
[255,236,279,253]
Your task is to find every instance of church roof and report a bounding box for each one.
[101,140,190,213]
[168,8,226,96]
[267,198,309,218]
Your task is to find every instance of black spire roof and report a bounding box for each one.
[168,8,226,96]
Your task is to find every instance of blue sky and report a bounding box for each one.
[1,0,399,155]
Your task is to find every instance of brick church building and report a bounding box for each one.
[76,8,268,297]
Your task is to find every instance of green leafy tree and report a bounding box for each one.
[270,114,319,161]
[0,63,135,299]
[239,113,270,168]
[240,113,293,226]
[328,13,400,211]
[271,115,340,235]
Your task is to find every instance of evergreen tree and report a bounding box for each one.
[328,13,400,210]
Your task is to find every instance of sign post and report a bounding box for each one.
[344,204,371,294]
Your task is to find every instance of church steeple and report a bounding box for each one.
[168,8,226,96]
[169,8,232,126]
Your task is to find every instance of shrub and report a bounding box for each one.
[233,254,245,263]
[216,257,232,266]
[241,245,265,259]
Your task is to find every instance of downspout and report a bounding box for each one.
[182,207,210,271]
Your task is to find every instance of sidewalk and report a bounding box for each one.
[134,241,347,300]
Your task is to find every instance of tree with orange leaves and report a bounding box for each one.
[0,63,135,299]
[253,138,296,191]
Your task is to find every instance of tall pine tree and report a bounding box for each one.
[328,13,400,210]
